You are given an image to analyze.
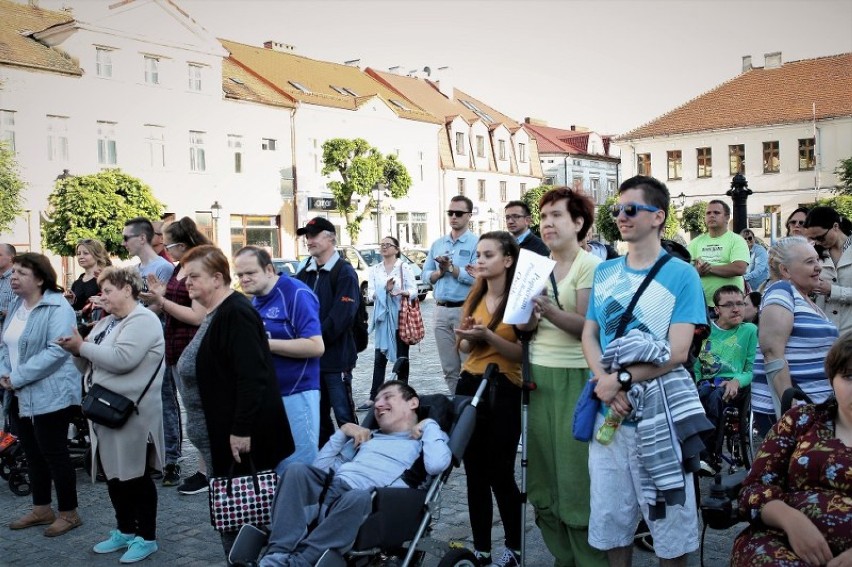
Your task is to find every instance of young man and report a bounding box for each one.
[234,246,324,471]
[694,285,757,473]
[295,217,360,447]
[504,200,549,256]
[0,243,15,324]
[421,196,478,394]
[582,175,707,567]
[122,217,174,284]
[258,381,451,567]
[686,200,750,307]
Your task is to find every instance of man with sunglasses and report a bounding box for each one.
[740,229,768,291]
[583,175,707,567]
[686,200,750,309]
[504,200,549,256]
[122,217,175,286]
[421,195,478,394]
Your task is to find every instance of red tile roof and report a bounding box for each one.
[0,0,80,75]
[620,52,852,140]
[522,123,589,154]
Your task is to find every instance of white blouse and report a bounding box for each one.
[366,258,417,303]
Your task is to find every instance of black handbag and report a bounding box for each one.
[82,358,163,429]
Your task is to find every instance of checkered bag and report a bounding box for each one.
[399,298,425,345]
[208,459,278,533]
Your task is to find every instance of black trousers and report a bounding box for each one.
[456,371,522,552]
[369,332,410,400]
[12,401,78,511]
[106,475,158,540]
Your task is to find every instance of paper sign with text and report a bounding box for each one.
[503,248,556,325]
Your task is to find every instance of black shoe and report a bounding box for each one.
[162,463,181,487]
[178,471,208,495]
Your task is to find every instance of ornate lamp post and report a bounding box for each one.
[726,173,752,234]
[210,200,222,244]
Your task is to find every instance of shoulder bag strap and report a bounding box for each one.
[614,254,672,339]
[133,356,164,412]
[549,272,564,311]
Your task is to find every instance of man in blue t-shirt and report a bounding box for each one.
[234,246,324,471]
[582,176,707,566]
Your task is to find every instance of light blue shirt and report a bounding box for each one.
[0,267,12,319]
[421,231,478,303]
[744,244,769,290]
[515,229,531,245]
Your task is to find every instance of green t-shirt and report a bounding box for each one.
[694,321,757,387]
[687,231,750,306]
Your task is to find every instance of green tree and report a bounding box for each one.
[42,169,164,258]
[680,201,707,235]
[520,184,552,233]
[596,197,680,242]
[817,194,852,219]
[321,138,412,242]
[835,157,852,195]
[0,141,25,233]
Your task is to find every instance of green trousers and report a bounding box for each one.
[527,366,607,567]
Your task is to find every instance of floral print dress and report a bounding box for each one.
[731,400,852,566]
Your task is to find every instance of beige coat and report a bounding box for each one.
[816,235,852,336]
[75,304,165,481]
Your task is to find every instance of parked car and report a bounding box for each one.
[339,245,431,305]
[271,258,301,276]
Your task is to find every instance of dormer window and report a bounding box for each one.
[389,99,410,111]
[330,85,358,96]
[288,81,311,94]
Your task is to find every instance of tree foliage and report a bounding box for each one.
[834,157,852,195]
[817,194,852,219]
[520,184,552,233]
[596,196,680,242]
[680,201,707,234]
[0,142,25,233]
[321,138,412,242]
[42,169,164,258]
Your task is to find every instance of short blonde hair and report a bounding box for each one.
[97,266,144,299]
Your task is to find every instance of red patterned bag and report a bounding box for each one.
[398,267,425,345]
[208,459,277,533]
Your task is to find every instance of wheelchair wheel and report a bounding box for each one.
[436,548,478,567]
[0,460,11,480]
[9,470,31,496]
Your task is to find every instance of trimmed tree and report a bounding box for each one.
[42,169,164,258]
[0,141,25,233]
[680,201,707,236]
[520,184,552,234]
[817,194,852,219]
[321,138,412,242]
[596,196,680,242]
[836,157,852,195]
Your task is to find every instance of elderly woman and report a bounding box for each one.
[752,236,839,436]
[0,253,81,537]
[58,266,165,563]
[731,331,852,567]
[176,245,293,554]
[785,207,810,237]
[805,206,852,336]
[740,228,768,292]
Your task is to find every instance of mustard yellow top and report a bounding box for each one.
[461,298,521,386]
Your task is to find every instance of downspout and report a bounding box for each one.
[290,106,300,256]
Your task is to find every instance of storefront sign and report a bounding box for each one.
[308,197,336,211]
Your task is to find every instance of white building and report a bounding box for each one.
[616,52,852,238]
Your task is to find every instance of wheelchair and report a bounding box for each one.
[228,361,496,567]
[699,384,755,476]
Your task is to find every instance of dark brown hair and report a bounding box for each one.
[165,217,213,249]
[13,253,62,294]
[181,245,232,285]
[538,186,595,241]
[460,231,519,335]
[825,331,852,384]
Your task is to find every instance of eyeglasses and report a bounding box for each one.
[717,302,746,309]
[745,236,754,242]
[812,228,831,244]
[164,243,182,250]
[446,210,470,218]
[787,220,806,227]
[609,203,661,218]
[122,234,140,242]
[504,214,527,221]
[379,243,397,249]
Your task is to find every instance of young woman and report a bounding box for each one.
[360,236,417,409]
[65,238,112,335]
[454,231,523,567]
[804,206,852,336]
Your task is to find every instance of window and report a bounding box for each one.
[520,183,527,196]
[457,178,465,195]
[187,64,202,91]
[499,181,507,202]
[0,110,16,152]
[96,47,113,78]
[476,135,485,158]
[607,179,616,196]
[229,215,281,258]
[591,177,600,202]
[228,134,243,173]
[144,56,159,85]
[478,179,486,201]
[145,125,165,168]
[261,138,277,151]
[729,144,745,175]
[697,147,712,178]
[396,212,427,246]
[97,121,117,165]
[498,140,506,161]
[47,115,69,161]
[798,138,815,171]
[637,153,651,176]
[330,85,357,96]
[388,99,410,111]
[667,150,682,180]
[573,176,584,191]
[544,176,555,185]
[189,130,206,172]
[288,81,311,94]
[519,143,527,163]
[763,141,780,173]
[455,132,465,155]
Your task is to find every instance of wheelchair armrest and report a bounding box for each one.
[351,487,427,551]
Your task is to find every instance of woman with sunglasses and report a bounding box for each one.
[359,236,416,410]
[804,206,852,335]
[785,207,809,237]
[740,229,768,292]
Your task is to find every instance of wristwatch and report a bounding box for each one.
[617,370,632,391]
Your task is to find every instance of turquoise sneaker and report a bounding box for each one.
[93,530,135,554]
[119,537,158,563]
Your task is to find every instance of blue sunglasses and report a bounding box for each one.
[610,203,661,218]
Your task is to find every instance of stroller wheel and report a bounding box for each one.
[436,548,478,567]
[9,471,31,496]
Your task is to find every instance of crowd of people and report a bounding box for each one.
[0,174,849,566]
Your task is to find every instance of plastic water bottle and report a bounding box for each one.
[595,408,624,445]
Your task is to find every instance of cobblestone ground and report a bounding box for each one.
[0,297,741,566]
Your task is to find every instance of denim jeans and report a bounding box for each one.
[318,371,358,448]
[276,389,320,476]
[162,365,182,465]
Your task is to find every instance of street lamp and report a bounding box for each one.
[677,192,687,208]
[24,209,32,250]
[726,173,752,234]
[210,200,222,244]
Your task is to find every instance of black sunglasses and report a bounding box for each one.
[609,203,660,219]
[122,234,139,242]
[812,228,831,243]
[446,210,470,218]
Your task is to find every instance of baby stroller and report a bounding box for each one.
[0,429,31,496]
[228,360,499,567]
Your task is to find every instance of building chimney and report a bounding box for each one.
[263,41,295,53]
[742,55,752,72]
[344,59,360,67]
[524,117,548,126]
[435,66,453,99]
[764,51,782,69]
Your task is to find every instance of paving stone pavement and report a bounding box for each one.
[0,297,742,566]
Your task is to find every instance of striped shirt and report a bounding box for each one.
[752,280,838,415]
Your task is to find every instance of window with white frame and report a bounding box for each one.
[455,132,465,155]
[96,47,113,78]
[189,130,206,172]
[0,110,16,152]
[145,125,165,168]
[499,181,507,202]
[396,212,427,246]
[518,143,527,163]
[478,179,486,201]
[520,183,527,196]
[187,63,202,91]
[228,134,243,173]
[97,121,117,165]
[144,56,160,85]
[47,115,69,162]
[457,178,466,196]
[262,138,277,151]
[476,135,485,158]
[498,140,506,161]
